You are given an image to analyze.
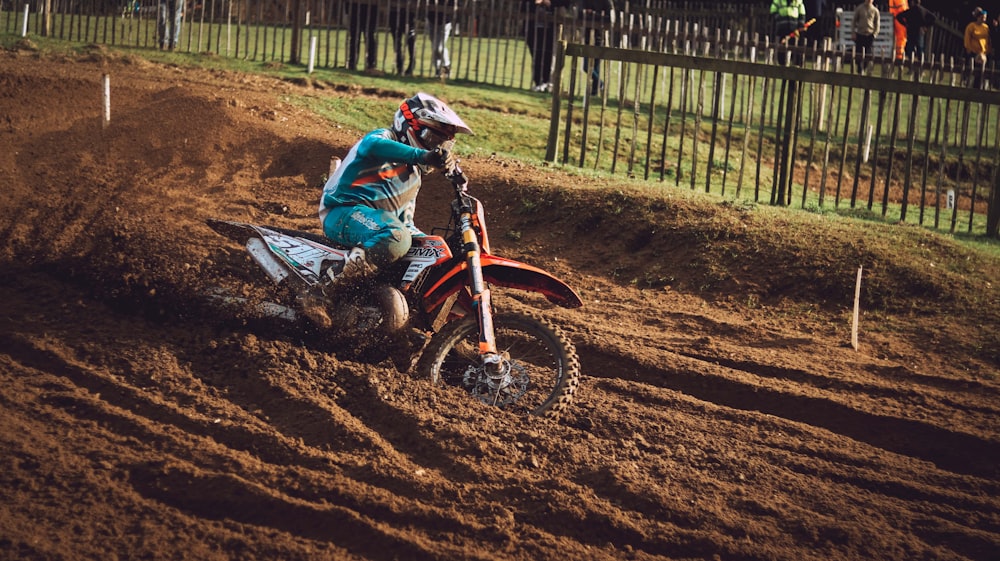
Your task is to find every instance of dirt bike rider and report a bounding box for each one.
[300,92,473,328]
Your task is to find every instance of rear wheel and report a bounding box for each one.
[417,312,581,418]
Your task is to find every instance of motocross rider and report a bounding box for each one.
[300,92,473,328]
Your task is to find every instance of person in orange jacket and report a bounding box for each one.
[889,0,909,60]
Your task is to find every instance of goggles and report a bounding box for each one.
[418,126,454,150]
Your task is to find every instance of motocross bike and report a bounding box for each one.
[207,164,584,417]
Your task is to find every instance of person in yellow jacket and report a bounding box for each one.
[770,0,807,42]
[889,0,909,60]
[965,6,991,63]
[964,7,991,87]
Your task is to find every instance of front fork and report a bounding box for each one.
[459,212,503,373]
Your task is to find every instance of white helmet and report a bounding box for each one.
[391,92,472,153]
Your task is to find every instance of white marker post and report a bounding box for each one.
[851,266,863,350]
[863,124,872,163]
[102,74,111,128]
[21,4,29,37]
[308,36,317,74]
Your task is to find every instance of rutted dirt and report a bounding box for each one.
[1,46,998,561]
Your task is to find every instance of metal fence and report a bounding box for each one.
[548,40,1000,237]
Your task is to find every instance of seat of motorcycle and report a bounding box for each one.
[265,224,344,249]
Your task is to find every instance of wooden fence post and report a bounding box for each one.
[545,40,566,163]
[776,78,798,206]
[988,150,1000,237]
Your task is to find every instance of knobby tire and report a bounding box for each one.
[417,311,581,418]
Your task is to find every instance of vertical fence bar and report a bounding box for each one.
[900,93,920,221]
[705,58,722,193]
[721,59,738,195]
[691,56,705,192]
[754,73,769,202]
[771,78,786,205]
[918,92,937,226]
[864,90,884,210]
[802,78,817,208]
[675,61,690,186]
[643,65,659,181]
[969,104,991,233]
[737,46,758,200]
[952,101,972,233]
[881,90,902,215]
[627,60,642,176]
[850,88,871,207]
[610,60,628,175]
[835,85,855,207]
[658,63,676,183]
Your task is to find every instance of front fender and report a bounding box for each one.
[482,256,583,308]
[421,255,583,313]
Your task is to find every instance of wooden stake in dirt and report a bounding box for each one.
[102,74,111,128]
[852,266,863,350]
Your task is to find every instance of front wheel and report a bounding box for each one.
[417,312,581,418]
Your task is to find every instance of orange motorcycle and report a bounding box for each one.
[208,164,583,417]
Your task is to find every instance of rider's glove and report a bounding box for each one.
[423,147,455,170]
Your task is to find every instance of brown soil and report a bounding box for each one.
[1,45,998,561]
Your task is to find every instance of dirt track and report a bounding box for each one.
[1,46,998,561]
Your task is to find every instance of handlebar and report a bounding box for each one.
[444,163,467,186]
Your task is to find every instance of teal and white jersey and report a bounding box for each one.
[319,128,430,236]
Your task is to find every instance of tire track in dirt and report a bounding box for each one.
[567,369,1000,560]
[576,342,1000,478]
[0,301,511,560]
[126,462,498,561]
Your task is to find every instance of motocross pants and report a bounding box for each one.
[322,205,412,269]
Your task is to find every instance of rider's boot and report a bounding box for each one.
[299,248,375,328]
[328,247,377,286]
[297,285,332,329]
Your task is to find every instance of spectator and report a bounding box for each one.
[389,4,416,75]
[348,1,379,72]
[578,0,615,96]
[895,0,937,60]
[523,0,572,92]
[853,0,880,73]
[964,6,991,87]
[428,0,458,78]
[157,0,183,50]
[888,0,909,60]
[770,0,806,43]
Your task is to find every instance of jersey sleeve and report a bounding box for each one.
[357,129,428,164]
